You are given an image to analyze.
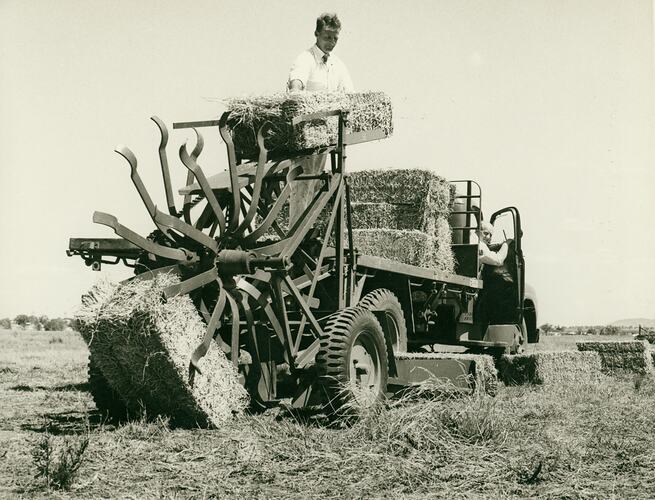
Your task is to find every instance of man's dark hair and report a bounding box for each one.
[315,12,341,34]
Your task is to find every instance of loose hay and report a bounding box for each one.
[76,274,248,427]
[353,225,455,274]
[498,351,602,385]
[395,352,498,396]
[577,341,653,375]
[225,91,393,159]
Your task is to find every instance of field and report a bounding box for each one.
[2,330,655,499]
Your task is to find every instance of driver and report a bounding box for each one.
[478,221,508,268]
[476,221,516,325]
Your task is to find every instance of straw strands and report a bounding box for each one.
[498,351,602,385]
[577,340,654,375]
[348,168,456,273]
[75,274,248,427]
[353,226,455,273]
[225,91,392,158]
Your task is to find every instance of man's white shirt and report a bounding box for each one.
[288,45,354,92]
[479,241,508,267]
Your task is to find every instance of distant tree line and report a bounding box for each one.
[0,315,71,331]
[539,323,640,336]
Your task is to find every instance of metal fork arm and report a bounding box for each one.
[92,211,189,261]
[179,140,226,237]
[150,116,176,216]
[114,145,174,240]
[153,209,219,254]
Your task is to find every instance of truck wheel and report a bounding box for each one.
[317,307,388,415]
[88,356,128,422]
[511,320,528,355]
[358,288,408,354]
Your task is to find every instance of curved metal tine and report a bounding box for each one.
[243,165,303,245]
[150,116,176,216]
[218,112,241,233]
[225,292,241,368]
[241,295,272,397]
[182,171,195,224]
[188,280,227,383]
[234,122,270,237]
[258,174,341,257]
[238,280,289,364]
[93,211,190,262]
[163,267,218,299]
[153,207,219,254]
[114,146,176,241]
[296,195,340,342]
[179,140,226,237]
[183,130,205,224]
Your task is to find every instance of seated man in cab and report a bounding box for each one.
[477,221,517,326]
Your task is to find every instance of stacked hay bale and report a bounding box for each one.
[225,91,393,159]
[76,274,248,427]
[395,352,498,396]
[348,169,456,274]
[576,340,653,375]
[497,351,602,385]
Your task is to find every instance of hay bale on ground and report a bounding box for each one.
[395,352,498,396]
[636,332,655,344]
[576,341,653,375]
[497,351,602,385]
[225,91,392,159]
[76,275,248,427]
[353,223,455,274]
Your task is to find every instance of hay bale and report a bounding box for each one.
[76,275,248,427]
[498,351,602,385]
[353,223,455,274]
[349,168,454,215]
[636,332,655,344]
[576,341,653,375]
[225,91,392,159]
[395,352,498,396]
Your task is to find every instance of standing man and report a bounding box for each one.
[287,13,353,224]
[288,12,354,92]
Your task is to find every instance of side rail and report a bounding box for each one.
[67,238,141,270]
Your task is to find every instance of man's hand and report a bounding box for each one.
[288,79,304,91]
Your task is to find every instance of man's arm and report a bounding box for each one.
[287,52,312,91]
[479,241,508,266]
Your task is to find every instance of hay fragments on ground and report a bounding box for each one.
[395,352,498,396]
[225,91,393,159]
[497,351,602,386]
[576,340,653,375]
[76,274,248,427]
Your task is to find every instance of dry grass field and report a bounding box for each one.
[2,329,655,499]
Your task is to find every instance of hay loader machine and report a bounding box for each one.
[68,110,539,413]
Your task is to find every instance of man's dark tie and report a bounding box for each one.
[322,54,329,64]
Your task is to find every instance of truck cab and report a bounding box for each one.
[449,181,539,352]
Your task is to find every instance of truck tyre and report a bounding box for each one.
[358,288,408,354]
[511,319,528,355]
[88,356,128,422]
[317,307,388,416]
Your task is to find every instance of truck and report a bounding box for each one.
[68,110,539,414]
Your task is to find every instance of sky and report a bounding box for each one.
[0,0,653,325]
